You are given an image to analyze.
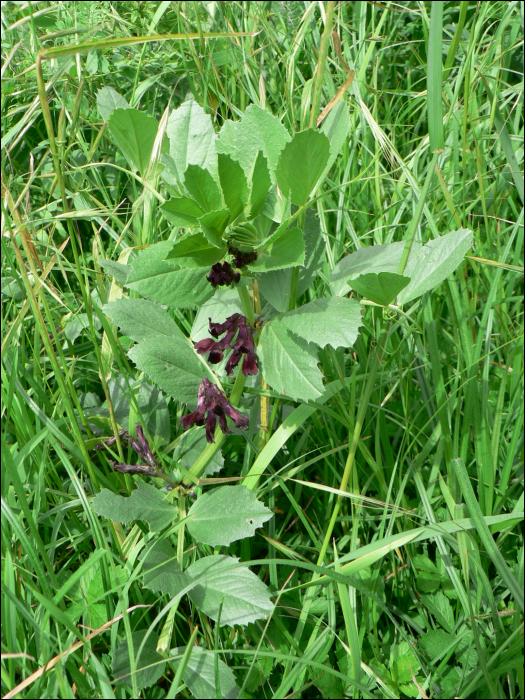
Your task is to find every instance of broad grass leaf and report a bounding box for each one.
[218,153,249,220]
[141,540,186,597]
[92,481,176,532]
[281,297,363,348]
[187,486,272,546]
[126,242,213,308]
[171,645,239,699]
[216,104,290,179]
[276,128,330,205]
[258,319,324,401]
[108,108,158,176]
[250,227,305,272]
[166,99,217,183]
[185,555,273,626]
[349,271,410,306]
[320,101,350,179]
[103,297,186,343]
[112,630,165,690]
[160,195,204,227]
[397,228,473,304]
[128,334,213,404]
[183,164,222,214]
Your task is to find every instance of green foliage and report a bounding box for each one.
[2,2,523,699]
[186,485,273,546]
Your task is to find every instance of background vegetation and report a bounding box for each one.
[1,1,523,698]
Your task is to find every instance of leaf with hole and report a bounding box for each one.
[187,486,272,546]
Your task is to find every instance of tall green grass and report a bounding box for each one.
[2,2,523,698]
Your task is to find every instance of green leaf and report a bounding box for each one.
[166,99,217,184]
[98,259,130,285]
[216,104,290,179]
[103,297,187,343]
[108,108,158,176]
[418,629,454,661]
[171,646,239,699]
[420,591,454,633]
[391,640,421,685]
[258,207,324,311]
[112,630,165,690]
[63,313,101,342]
[276,128,330,205]
[185,555,273,626]
[160,196,204,228]
[128,335,213,404]
[397,228,473,304]
[83,375,170,443]
[218,154,249,221]
[191,289,243,342]
[258,319,324,401]
[330,241,407,297]
[247,151,272,218]
[126,242,213,309]
[199,208,232,247]
[349,271,410,306]
[164,232,226,268]
[96,87,130,123]
[92,481,176,532]
[456,632,480,669]
[281,297,363,349]
[174,428,224,477]
[141,540,187,597]
[320,101,350,179]
[250,227,305,272]
[187,486,272,546]
[183,165,222,214]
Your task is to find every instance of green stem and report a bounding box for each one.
[397,151,439,276]
[309,1,336,128]
[237,283,255,326]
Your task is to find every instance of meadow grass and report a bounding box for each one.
[1,2,523,698]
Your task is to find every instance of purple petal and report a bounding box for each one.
[242,351,259,376]
[194,338,216,354]
[205,411,217,443]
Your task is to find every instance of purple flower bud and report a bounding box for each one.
[108,459,157,476]
[194,338,216,354]
[242,351,259,376]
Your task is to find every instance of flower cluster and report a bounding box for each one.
[180,377,249,443]
[228,246,258,269]
[94,423,161,475]
[207,261,240,287]
[194,313,258,376]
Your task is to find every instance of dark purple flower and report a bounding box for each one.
[207,262,241,288]
[193,314,259,377]
[108,460,157,476]
[94,424,163,474]
[228,246,258,269]
[180,377,249,443]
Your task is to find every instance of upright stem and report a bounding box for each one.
[309,1,336,129]
[237,283,255,326]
